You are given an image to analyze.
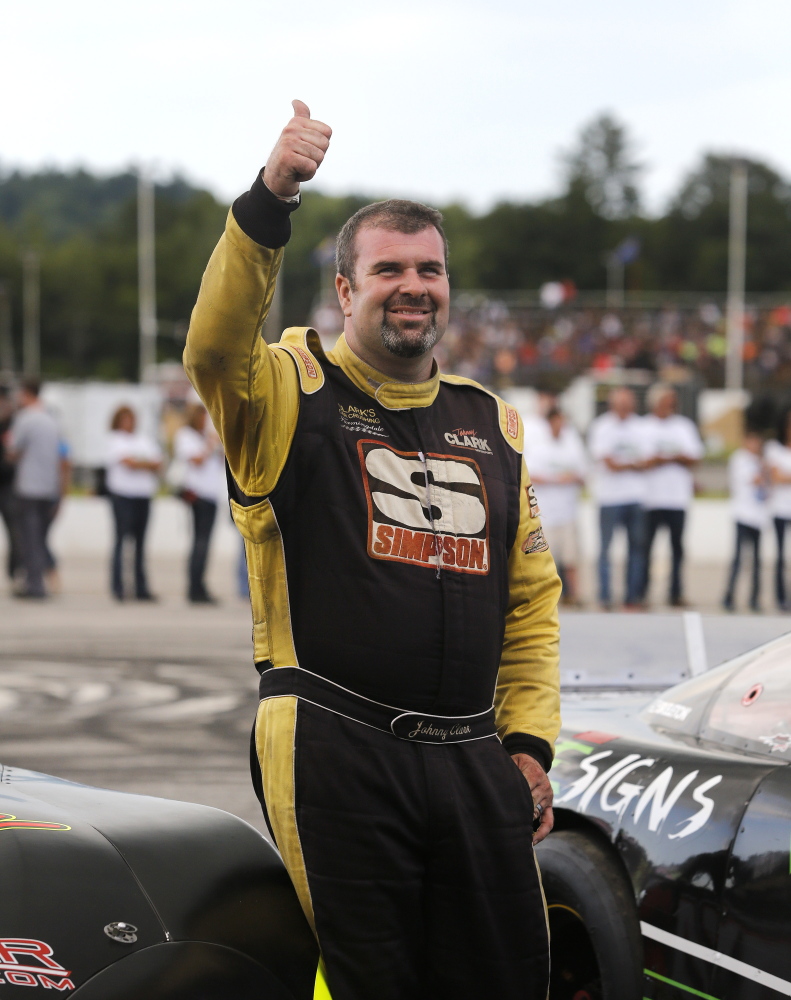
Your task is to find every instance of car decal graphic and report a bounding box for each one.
[644,967,720,999]
[641,922,791,997]
[571,730,619,744]
[759,733,791,754]
[0,939,74,990]
[0,813,71,833]
[555,750,722,838]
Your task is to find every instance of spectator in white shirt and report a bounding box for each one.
[173,404,225,604]
[527,408,587,605]
[641,385,705,607]
[723,431,768,612]
[106,406,162,601]
[765,407,791,610]
[588,387,651,609]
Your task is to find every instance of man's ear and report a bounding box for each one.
[336,272,353,318]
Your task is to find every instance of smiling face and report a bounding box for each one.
[336,224,450,379]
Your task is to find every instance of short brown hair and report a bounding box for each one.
[336,199,448,289]
[20,377,41,398]
[110,405,135,430]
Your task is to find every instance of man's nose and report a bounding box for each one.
[398,268,427,297]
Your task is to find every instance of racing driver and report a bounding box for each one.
[184,100,562,1000]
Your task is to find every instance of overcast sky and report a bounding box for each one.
[2,0,790,212]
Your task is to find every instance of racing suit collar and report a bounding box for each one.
[326,334,440,410]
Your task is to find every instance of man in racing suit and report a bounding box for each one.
[184,101,561,1000]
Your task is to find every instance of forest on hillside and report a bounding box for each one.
[0,114,790,381]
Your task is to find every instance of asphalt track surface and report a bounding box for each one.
[1,563,789,835]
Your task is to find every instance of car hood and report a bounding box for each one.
[0,765,316,996]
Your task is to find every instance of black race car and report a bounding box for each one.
[538,630,791,1000]
[0,764,322,998]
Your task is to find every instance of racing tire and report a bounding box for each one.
[536,829,643,1000]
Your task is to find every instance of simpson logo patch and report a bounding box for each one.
[522,527,549,554]
[293,346,318,379]
[505,406,519,439]
[358,440,490,574]
[526,483,541,518]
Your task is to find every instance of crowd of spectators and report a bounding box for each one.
[0,385,226,603]
[435,298,791,391]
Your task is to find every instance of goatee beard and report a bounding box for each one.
[379,318,440,359]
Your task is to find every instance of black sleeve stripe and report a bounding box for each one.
[501,733,553,773]
[231,168,300,249]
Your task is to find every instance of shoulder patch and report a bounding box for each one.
[439,374,524,454]
[275,327,325,394]
[522,526,549,555]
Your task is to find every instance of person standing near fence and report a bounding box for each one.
[5,379,63,599]
[589,387,650,610]
[765,406,791,610]
[641,385,704,607]
[0,386,20,584]
[526,407,587,605]
[106,406,162,602]
[723,430,768,613]
[173,403,224,604]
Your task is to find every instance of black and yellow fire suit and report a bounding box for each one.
[184,173,562,1000]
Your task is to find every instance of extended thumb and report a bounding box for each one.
[291,99,311,119]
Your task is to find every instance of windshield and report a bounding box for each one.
[700,644,791,757]
[640,631,791,758]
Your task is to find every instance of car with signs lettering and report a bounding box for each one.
[0,763,324,998]
[536,630,791,1000]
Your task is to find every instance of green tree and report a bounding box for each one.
[657,154,791,291]
[563,112,643,220]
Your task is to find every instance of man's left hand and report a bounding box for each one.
[511,753,554,845]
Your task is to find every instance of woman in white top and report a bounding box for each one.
[173,404,224,603]
[526,408,587,604]
[723,431,768,612]
[766,407,791,609]
[106,406,162,601]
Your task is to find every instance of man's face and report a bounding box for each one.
[609,388,635,419]
[336,225,450,367]
[653,390,676,419]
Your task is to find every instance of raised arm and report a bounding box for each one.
[183,101,331,497]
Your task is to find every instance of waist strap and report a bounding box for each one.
[258,666,496,744]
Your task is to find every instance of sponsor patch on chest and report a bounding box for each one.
[338,403,388,438]
[443,427,493,455]
[358,440,490,574]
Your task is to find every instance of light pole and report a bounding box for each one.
[22,250,40,378]
[137,170,157,383]
[0,282,13,375]
[725,160,748,391]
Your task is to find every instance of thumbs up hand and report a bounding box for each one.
[264,100,332,199]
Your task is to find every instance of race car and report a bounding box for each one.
[537,629,791,1000]
[0,764,323,998]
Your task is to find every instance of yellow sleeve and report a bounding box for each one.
[494,452,562,755]
[183,210,300,497]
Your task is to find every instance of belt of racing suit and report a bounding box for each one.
[257,665,497,744]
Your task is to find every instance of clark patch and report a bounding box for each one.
[526,483,541,518]
[522,527,549,555]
